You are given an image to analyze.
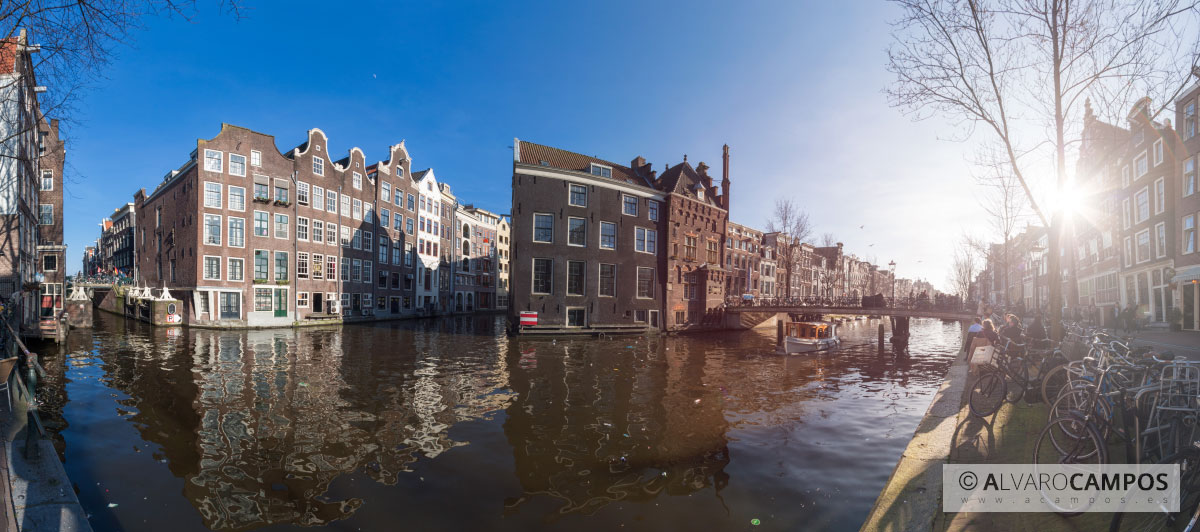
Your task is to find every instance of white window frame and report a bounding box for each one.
[1153,139,1164,166]
[622,194,638,216]
[313,157,325,176]
[1156,222,1167,258]
[353,172,363,190]
[228,185,246,211]
[1124,236,1133,267]
[565,307,587,327]
[228,258,245,281]
[40,170,52,191]
[1136,186,1150,223]
[313,186,325,211]
[202,256,222,281]
[274,213,289,240]
[353,198,363,220]
[1155,177,1166,215]
[567,217,586,247]
[1123,198,1132,229]
[297,291,309,307]
[227,216,245,248]
[1185,214,1197,255]
[532,213,554,243]
[203,214,222,246]
[204,149,223,172]
[1135,152,1149,178]
[1136,229,1151,263]
[297,216,309,241]
[203,181,222,208]
[297,252,310,279]
[635,227,656,254]
[297,181,310,206]
[531,257,553,295]
[568,184,587,207]
[228,153,247,177]
[588,163,612,178]
[250,150,261,167]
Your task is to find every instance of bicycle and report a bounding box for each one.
[968,338,1030,417]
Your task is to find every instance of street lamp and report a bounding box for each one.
[888,260,896,305]
[1028,244,1045,314]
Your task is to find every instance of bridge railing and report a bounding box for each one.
[724,295,969,314]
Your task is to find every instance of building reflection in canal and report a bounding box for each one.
[32,313,959,531]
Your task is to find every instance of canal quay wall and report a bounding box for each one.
[88,285,509,331]
[860,347,969,532]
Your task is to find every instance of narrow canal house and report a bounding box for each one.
[657,152,730,330]
[453,204,501,312]
[1115,98,1178,327]
[0,30,65,330]
[36,116,66,321]
[725,221,761,299]
[508,139,666,332]
[1072,100,1126,326]
[1175,81,1200,329]
[496,215,511,309]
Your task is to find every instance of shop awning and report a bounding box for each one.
[1172,265,1200,284]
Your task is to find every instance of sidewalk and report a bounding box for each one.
[1112,328,1200,359]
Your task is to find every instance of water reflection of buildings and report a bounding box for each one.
[73,317,513,530]
[502,338,731,517]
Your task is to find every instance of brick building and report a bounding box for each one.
[497,215,510,309]
[36,116,65,319]
[508,139,666,331]
[453,204,500,312]
[134,124,456,327]
[1115,99,1178,326]
[0,31,59,327]
[1072,101,1125,325]
[725,221,761,298]
[658,149,729,330]
[1178,81,1200,329]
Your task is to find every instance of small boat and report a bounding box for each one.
[782,321,840,354]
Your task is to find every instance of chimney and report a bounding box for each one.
[697,161,713,188]
[721,144,731,209]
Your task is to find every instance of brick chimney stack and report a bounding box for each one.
[721,144,731,209]
[697,161,713,189]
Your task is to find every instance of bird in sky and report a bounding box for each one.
[859,225,865,229]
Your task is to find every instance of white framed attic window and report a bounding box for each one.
[589,163,612,178]
[313,157,324,176]
[250,150,261,167]
[204,149,223,172]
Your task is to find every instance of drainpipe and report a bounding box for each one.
[292,170,299,325]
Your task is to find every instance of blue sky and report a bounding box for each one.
[61,1,983,288]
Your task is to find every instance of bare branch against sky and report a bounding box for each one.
[0,0,243,134]
[886,0,1200,336]
[765,198,812,298]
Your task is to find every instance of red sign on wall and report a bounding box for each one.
[519,311,538,326]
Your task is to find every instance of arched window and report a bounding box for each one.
[463,223,470,235]
[461,258,469,271]
[462,241,470,256]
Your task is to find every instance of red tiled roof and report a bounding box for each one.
[517,140,653,189]
[658,161,719,205]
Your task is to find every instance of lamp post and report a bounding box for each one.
[888,260,896,306]
[1028,244,1045,314]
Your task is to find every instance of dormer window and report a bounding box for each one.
[589,163,612,178]
[539,160,550,166]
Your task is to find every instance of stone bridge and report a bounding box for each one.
[721,297,974,330]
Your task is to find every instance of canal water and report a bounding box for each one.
[32,313,961,531]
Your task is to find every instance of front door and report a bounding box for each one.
[649,310,659,328]
[1185,283,1197,330]
[313,292,324,314]
[274,289,288,318]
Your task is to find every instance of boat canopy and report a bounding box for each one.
[786,322,833,339]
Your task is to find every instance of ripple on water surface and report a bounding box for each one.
[31,313,959,531]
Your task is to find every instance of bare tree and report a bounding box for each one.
[765,198,813,298]
[966,159,1029,305]
[950,241,978,300]
[887,0,1199,337]
[820,232,837,247]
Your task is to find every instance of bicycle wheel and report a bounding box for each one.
[1047,388,1112,453]
[1110,449,1200,532]
[1005,356,1028,404]
[970,371,1007,417]
[1033,416,1107,516]
[1041,363,1071,405]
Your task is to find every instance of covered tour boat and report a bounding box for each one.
[782,321,840,354]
